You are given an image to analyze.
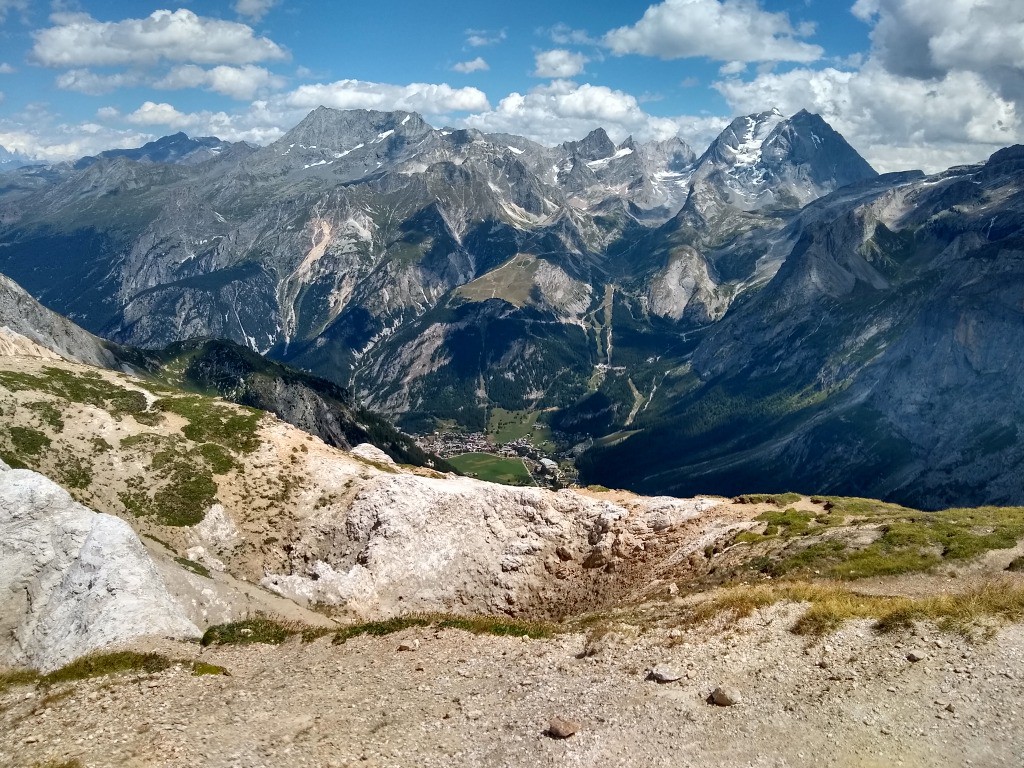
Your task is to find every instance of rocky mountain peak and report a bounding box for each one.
[687,109,877,211]
[0,144,35,172]
[639,136,697,173]
[277,107,432,153]
[563,127,616,162]
[760,109,877,189]
[77,132,236,168]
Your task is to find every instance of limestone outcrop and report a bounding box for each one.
[0,460,199,671]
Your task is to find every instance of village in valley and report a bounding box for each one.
[416,418,583,488]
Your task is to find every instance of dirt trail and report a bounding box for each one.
[3,606,1023,768]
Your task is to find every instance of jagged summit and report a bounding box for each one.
[74,132,238,169]
[276,106,432,151]
[688,108,877,211]
[562,127,617,162]
[0,144,35,173]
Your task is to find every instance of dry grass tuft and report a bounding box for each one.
[674,578,1024,637]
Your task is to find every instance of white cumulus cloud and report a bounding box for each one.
[452,57,489,74]
[155,64,285,100]
[852,0,1024,99]
[55,69,142,95]
[533,50,588,78]
[463,79,725,146]
[125,101,190,127]
[32,9,288,68]
[465,28,506,47]
[285,79,490,113]
[715,63,1022,172]
[604,0,822,63]
[234,0,278,21]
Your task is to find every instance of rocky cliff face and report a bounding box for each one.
[0,349,733,633]
[0,273,120,369]
[12,109,1024,510]
[580,146,1024,508]
[0,459,199,671]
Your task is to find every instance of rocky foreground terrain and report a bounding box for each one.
[2,317,1024,766]
[2,555,1023,767]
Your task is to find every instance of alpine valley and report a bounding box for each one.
[1,106,1023,509]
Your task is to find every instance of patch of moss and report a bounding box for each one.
[198,442,236,474]
[0,451,28,469]
[735,497,1024,581]
[332,613,554,644]
[191,661,229,677]
[155,396,262,454]
[132,410,165,427]
[200,617,305,647]
[142,533,176,552]
[174,556,212,579]
[0,667,41,693]
[0,367,150,419]
[59,454,93,489]
[755,508,816,537]
[7,425,51,456]
[24,401,64,430]
[42,651,174,685]
[675,578,1024,638]
[735,492,804,506]
[150,468,217,527]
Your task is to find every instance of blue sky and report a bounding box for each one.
[0,0,1021,171]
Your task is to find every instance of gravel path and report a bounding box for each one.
[3,605,1023,768]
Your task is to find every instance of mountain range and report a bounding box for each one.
[1,106,1021,507]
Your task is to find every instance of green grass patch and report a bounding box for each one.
[735,492,804,506]
[0,667,41,693]
[150,469,217,526]
[58,455,93,489]
[198,443,236,474]
[174,556,212,579]
[0,450,29,469]
[332,613,554,645]
[0,367,149,418]
[448,452,535,486]
[734,497,1024,581]
[454,254,540,308]
[200,617,327,647]
[42,651,175,685]
[24,401,64,430]
[191,661,229,677]
[676,579,1024,637]
[155,396,262,454]
[6,425,50,456]
[487,407,540,445]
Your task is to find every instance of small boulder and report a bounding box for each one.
[710,686,742,706]
[546,716,580,739]
[907,650,927,663]
[647,666,683,683]
[397,640,420,652]
[350,443,396,465]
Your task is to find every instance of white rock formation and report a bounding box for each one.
[261,472,631,616]
[0,463,199,671]
[349,443,396,465]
